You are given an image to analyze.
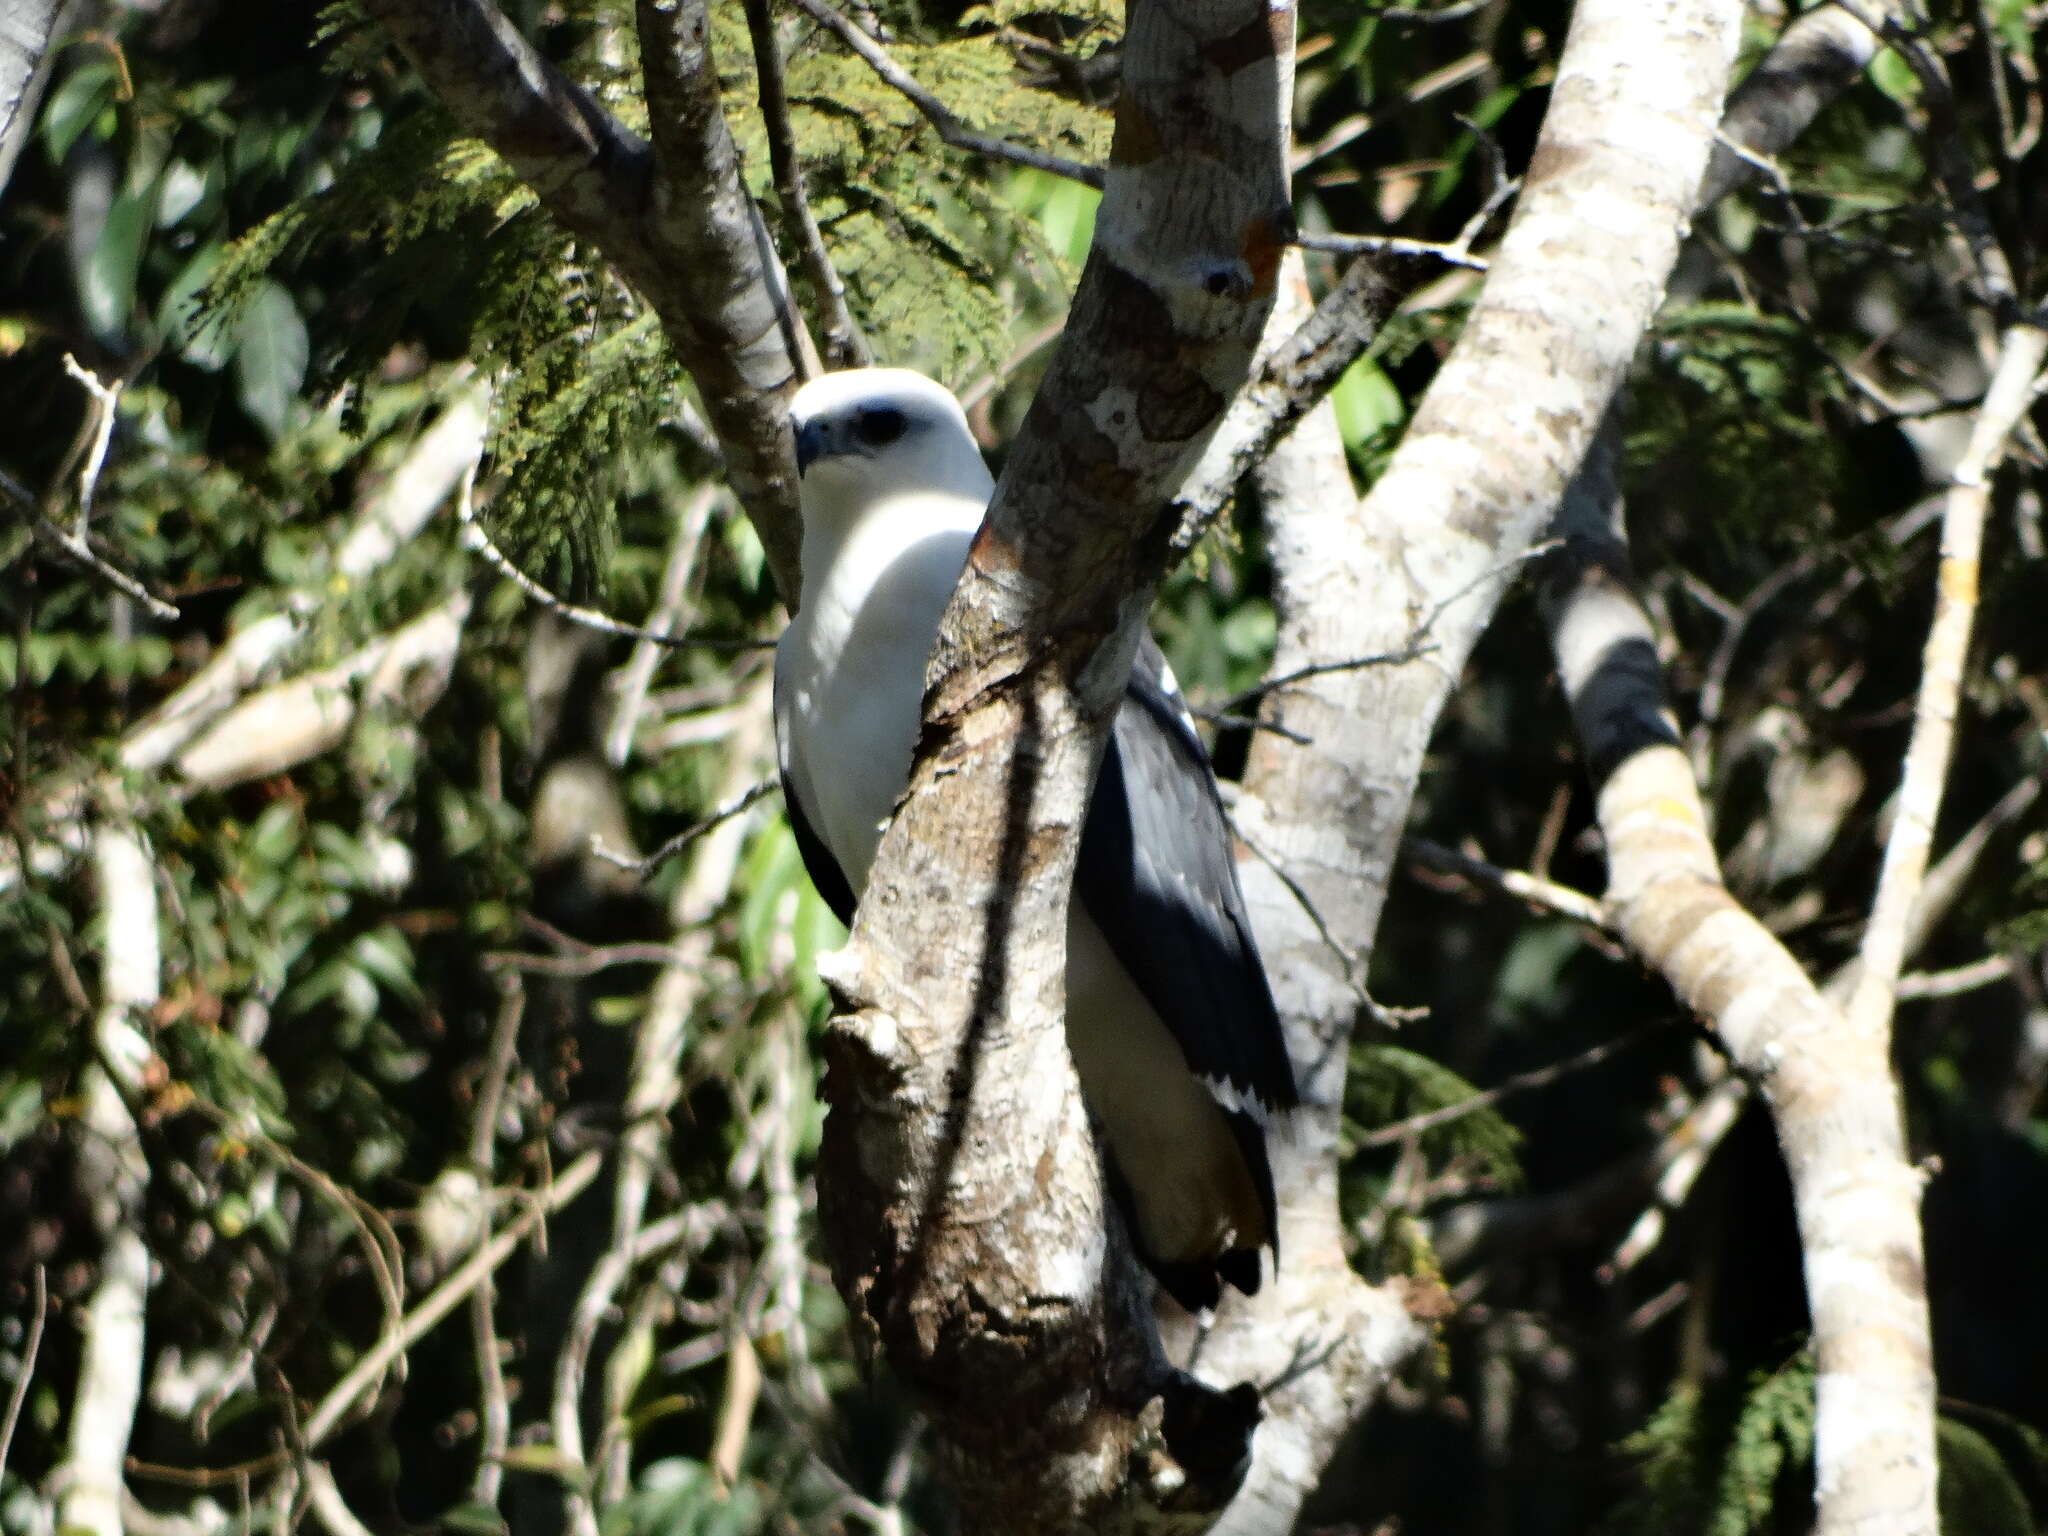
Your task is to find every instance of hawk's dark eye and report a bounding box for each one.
[855,407,908,447]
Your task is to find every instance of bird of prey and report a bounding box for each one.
[774,367,1298,1312]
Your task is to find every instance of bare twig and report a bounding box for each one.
[709,1329,762,1490]
[303,1464,377,1536]
[300,1150,603,1449]
[60,354,121,539]
[469,974,525,1171]
[745,0,866,371]
[0,1264,46,1475]
[606,485,718,765]
[3,454,177,622]
[1835,0,2020,321]
[1356,1021,1669,1148]
[591,778,776,876]
[1602,1071,1750,1277]
[1296,117,1512,275]
[454,461,767,650]
[1846,323,2048,1039]
[1895,954,2016,1000]
[789,0,1103,188]
[466,975,524,1508]
[1295,232,1489,270]
[1403,836,1613,931]
[485,940,695,978]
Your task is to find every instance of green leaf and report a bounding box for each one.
[232,279,309,437]
[1869,49,1919,107]
[79,180,158,341]
[1709,1349,1814,1536]
[1937,1417,2035,1536]
[1328,357,1404,456]
[438,1503,509,1535]
[159,242,237,370]
[40,59,117,165]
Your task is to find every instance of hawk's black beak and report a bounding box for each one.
[795,420,830,476]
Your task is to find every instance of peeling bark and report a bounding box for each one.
[813,2,1296,1526]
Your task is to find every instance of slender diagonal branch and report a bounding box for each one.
[744,0,867,371]
[788,0,1103,189]
[1846,323,2048,1036]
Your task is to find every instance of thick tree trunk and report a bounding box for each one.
[813,2,1297,1526]
[0,0,78,200]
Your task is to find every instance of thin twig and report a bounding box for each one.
[303,1463,377,1536]
[454,460,767,650]
[1,462,182,621]
[1301,115,1516,271]
[1846,323,2048,1038]
[591,778,777,876]
[789,0,1103,188]
[466,975,522,1507]
[1355,1022,1670,1148]
[61,354,121,540]
[485,941,695,978]
[1404,837,1613,932]
[607,485,718,766]
[1895,954,2017,1001]
[1295,231,1490,271]
[0,1264,46,1475]
[469,973,525,1170]
[300,1150,603,1449]
[745,0,867,371]
[1833,0,2022,321]
[1218,541,1560,714]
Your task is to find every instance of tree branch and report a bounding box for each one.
[744,0,866,372]
[1189,0,1745,1518]
[788,0,1103,189]
[355,0,806,598]
[299,1150,603,1450]
[1847,323,2047,1034]
[51,826,160,1536]
[1696,0,1894,207]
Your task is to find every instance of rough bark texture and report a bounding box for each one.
[812,3,1296,1528]
[354,0,806,599]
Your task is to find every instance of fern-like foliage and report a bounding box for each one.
[186,0,1113,585]
[1602,1346,1816,1536]
[1630,304,1851,563]
[749,16,1110,380]
[1346,1043,1524,1185]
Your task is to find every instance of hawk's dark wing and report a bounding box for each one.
[1076,637,1299,1297]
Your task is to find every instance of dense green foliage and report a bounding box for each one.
[3,1,2046,1533]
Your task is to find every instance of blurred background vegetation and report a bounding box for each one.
[1,0,2045,1532]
